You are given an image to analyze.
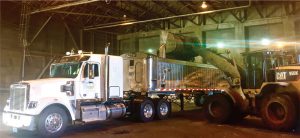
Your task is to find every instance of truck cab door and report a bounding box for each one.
[80,62,100,99]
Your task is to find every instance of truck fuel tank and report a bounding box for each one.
[81,102,126,122]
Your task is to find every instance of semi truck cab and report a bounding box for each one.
[2,51,126,137]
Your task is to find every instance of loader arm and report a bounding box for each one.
[161,31,249,112]
[193,47,249,112]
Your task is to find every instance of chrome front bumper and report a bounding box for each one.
[2,112,36,131]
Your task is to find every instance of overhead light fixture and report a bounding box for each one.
[217,42,224,48]
[261,38,271,46]
[276,41,285,48]
[148,49,153,53]
[201,1,208,9]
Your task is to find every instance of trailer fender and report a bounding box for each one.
[130,96,152,113]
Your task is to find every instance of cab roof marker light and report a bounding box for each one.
[66,52,71,55]
[78,50,83,54]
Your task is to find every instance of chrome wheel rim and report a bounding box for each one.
[45,113,63,133]
[143,104,153,118]
[159,103,169,116]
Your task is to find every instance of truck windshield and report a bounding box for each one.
[50,62,82,78]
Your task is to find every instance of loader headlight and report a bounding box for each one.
[27,101,38,109]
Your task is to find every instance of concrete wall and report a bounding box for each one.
[117,3,300,67]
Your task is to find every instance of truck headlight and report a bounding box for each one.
[27,101,38,109]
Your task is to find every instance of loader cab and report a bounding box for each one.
[242,50,294,89]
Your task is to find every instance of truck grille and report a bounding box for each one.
[9,83,29,111]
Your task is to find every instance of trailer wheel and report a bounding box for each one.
[204,94,232,123]
[138,99,155,122]
[37,106,68,137]
[156,99,171,120]
[261,94,297,130]
[194,92,205,107]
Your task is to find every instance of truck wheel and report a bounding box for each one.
[204,94,232,123]
[139,99,155,122]
[156,99,171,120]
[194,92,205,107]
[37,106,68,137]
[261,94,297,130]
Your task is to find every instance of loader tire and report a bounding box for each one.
[261,94,297,130]
[204,94,233,123]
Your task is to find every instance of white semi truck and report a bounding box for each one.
[2,48,226,137]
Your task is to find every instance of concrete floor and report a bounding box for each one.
[0,93,300,138]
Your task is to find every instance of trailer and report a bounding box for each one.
[2,49,227,137]
[122,52,228,94]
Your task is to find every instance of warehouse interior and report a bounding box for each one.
[2,0,300,87]
[1,0,300,137]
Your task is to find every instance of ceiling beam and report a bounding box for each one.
[51,10,124,20]
[84,0,252,30]
[152,0,197,26]
[128,1,180,28]
[99,1,137,21]
[30,0,100,14]
[179,1,197,13]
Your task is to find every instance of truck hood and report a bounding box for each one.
[23,78,73,101]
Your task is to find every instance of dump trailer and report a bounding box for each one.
[2,49,227,137]
[122,52,228,95]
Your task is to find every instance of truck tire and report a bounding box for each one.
[37,106,68,137]
[261,94,297,130]
[194,92,205,107]
[138,99,155,122]
[204,94,233,123]
[156,99,171,120]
